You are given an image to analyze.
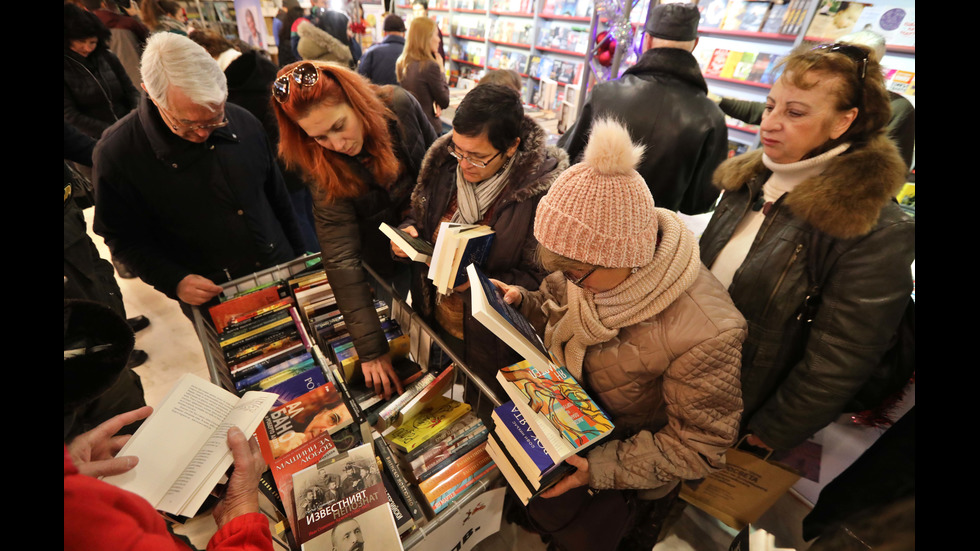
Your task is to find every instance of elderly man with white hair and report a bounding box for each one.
[93,32,306,318]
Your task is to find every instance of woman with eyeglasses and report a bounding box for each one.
[698,43,915,452]
[271,61,437,399]
[492,119,745,551]
[390,83,568,404]
[395,16,450,135]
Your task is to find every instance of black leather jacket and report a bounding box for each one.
[558,47,728,214]
[699,135,915,450]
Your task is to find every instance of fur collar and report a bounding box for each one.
[712,134,906,239]
[297,20,351,63]
[413,115,569,213]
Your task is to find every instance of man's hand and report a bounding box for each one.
[212,427,265,529]
[391,225,419,259]
[177,274,224,305]
[67,405,153,478]
[361,354,404,399]
[539,454,590,499]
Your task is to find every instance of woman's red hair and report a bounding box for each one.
[272,61,401,203]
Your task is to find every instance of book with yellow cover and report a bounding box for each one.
[385,396,472,454]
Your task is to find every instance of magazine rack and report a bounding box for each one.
[191,254,505,550]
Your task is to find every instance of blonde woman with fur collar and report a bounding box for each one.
[494,119,746,551]
[699,43,915,453]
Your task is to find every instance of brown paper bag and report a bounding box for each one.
[680,442,802,530]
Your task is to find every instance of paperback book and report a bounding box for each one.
[291,443,403,550]
[385,396,472,454]
[101,374,278,518]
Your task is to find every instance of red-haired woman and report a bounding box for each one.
[272,61,437,398]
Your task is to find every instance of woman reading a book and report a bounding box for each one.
[390,83,568,404]
[494,119,745,551]
[698,43,914,451]
[272,61,437,399]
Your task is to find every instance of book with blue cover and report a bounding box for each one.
[491,401,554,482]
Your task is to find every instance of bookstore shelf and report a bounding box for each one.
[190,254,505,550]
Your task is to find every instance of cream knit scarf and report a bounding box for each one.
[542,208,701,379]
[451,155,516,225]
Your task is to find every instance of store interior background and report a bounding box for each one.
[80,0,914,548]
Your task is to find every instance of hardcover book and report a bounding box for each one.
[291,443,404,550]
[374,436,427,525]
[208,284,288,332]
[101,374,278,518]
[429,222,495,294]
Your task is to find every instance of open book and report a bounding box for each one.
[101,373,278,518]
[467,264,614,463]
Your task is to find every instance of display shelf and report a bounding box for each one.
[536,45,585,57]
[699,27,798,43]
[489,10,534,17]
[489,39,532,49]
[454,33,486,41]
[191,255,505,550]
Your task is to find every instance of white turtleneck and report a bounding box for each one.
[709,143,851,289]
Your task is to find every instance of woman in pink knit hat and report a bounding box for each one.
[495,119,746,551]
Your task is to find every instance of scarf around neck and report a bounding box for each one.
[542,208,701,379]
[451,155,515,225]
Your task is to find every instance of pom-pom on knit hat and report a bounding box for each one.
[534,119,658,268]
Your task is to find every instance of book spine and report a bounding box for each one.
[409,421,486,475]
[235,355,314,391]
[388,400,472,454]
[374,436,427,524]
[376,372,438,427]
[418,445,491,496]
[429,462,498,514]
[403,413,481,463]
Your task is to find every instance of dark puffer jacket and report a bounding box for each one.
[64,47,140,139]
[557,47,728,215]
[312,86,437,363]
[699,134,915,450]
[403,116,569,395]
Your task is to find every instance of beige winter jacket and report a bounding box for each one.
[518,266,746,498]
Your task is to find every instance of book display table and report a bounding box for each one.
[191,254,505,550]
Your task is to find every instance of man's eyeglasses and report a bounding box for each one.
[158,104,227,133]
[447,142,502,168]
[563,266,598,288]
[273,62,320,103]
[812,43,869,80]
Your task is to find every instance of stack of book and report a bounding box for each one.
[466,264,615,504]
[381,221,495,295]
[383,395,497,513]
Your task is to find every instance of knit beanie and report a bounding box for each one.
[534,119,657,268]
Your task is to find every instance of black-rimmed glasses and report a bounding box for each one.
[563,266,598,288]
[447,142,502,169]
[273,62,320,103]
[812,43,869,80]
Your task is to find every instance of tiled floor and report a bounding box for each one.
[83,207,815,551]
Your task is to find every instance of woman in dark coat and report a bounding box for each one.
[391,84,568,404]
[64,3,140,140]
[272,61,437,399]
[699,43,915,452]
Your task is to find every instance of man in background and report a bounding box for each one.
[357,14,406,85]
[557,3,727,214]
[93,33,305,319]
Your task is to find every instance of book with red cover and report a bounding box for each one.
[208,285,287,332]
[418,445,494,498]
[259,382,353,460]
[267,430,339,538]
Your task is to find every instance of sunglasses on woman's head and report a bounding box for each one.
[811,43,869,80]
[273,62,320,103]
